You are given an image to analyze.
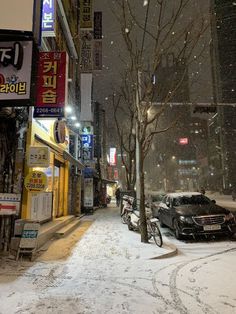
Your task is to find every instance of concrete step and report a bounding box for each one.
[37,215,75,249]
[54,217,82,238]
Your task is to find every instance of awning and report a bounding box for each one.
[35,134,63,155]
[35,134,84,170]
[63,151,84,170]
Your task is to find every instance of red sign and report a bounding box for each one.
[179,138,188,145]
[34,51,67,118]
[114,169,119,180]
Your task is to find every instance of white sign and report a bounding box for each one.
[28,146,50,167]
[30,192,52,222]
[0,41,33,101]
[19,222,40,249]
[0,193,21,215]
[84,178,93,208]
[109,147,117,166]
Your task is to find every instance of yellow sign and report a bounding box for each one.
[80,0,93,29]
[24,171,48,192]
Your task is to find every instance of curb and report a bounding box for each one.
[149,241,178,260]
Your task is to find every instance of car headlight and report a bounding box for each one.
[225,212,235,221]
[179,216,193,224]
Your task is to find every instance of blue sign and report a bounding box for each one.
[82,135,93,148]
[81,134,93,161]
[42,0,55,36]
[33,107,64,118]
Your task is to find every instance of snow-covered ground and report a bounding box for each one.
[0,205,236,314]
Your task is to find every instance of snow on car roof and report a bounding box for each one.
[167,192,202,198]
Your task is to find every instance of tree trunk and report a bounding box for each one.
[137,139,148,243]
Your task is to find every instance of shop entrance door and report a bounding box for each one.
[53,160,65,217]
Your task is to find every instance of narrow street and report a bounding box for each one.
[0,204,236,314]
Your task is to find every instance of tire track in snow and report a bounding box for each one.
[152,247,236,314]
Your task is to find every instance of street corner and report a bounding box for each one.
[149,240,178,260]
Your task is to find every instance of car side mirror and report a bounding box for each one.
[211,199,216,204]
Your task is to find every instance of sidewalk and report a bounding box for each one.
[1,204,236,314]
[36,203,177,262]
[0,204,178,314]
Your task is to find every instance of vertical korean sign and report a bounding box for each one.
[42,0,56,37]
[80,0,93,29]
[34,52,67,118]
[109,148,117,166]
[81,134,94,162]
[80,31,93,72]
[93,12,102,71]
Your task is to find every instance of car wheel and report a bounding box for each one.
[174,219,182,240]
[159,220,166,228]
[229,231,236,239]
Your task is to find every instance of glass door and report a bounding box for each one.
[53,165,60,217]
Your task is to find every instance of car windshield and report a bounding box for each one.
[173,195,211,206]
[152,194,164,202]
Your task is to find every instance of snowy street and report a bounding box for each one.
[0,204,236,314]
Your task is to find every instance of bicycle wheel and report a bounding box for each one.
[150,222,163,247]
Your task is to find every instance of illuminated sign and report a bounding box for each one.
[179,138,188,145]
[42,0,56,37]
[178,160,197,165]
[34,51,67,118]
[0,41,33,103]
[81,134,93,161]
[109,148,117,166]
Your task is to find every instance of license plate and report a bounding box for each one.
[150,218,158,223]
[203,224,221,231]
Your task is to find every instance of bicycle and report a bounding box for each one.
[147,217,163,247]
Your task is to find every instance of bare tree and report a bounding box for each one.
[111,0,210,242]
[112,73,136,190]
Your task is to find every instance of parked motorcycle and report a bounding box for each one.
[121,195,135,224]
[127,204,163,247]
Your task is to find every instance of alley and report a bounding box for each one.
[0,204,236,314]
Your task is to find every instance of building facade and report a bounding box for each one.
[0,0,83,251]
[207,0,236,191]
